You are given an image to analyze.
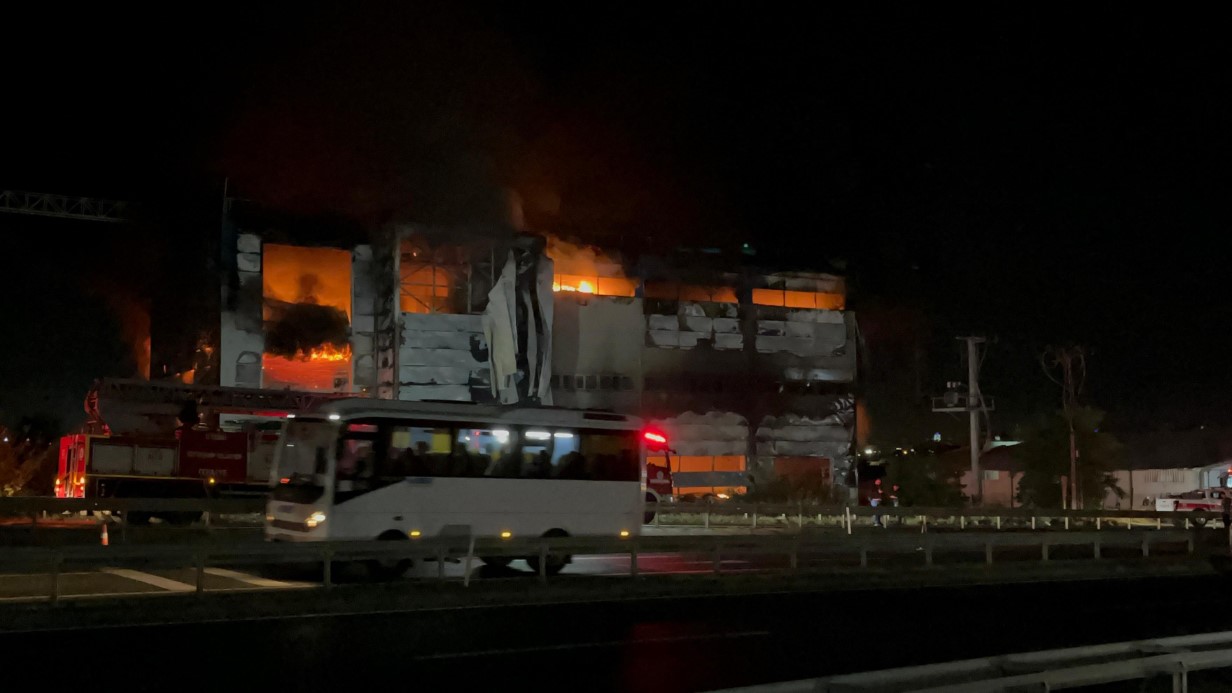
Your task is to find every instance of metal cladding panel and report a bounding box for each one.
[756,411,854,457]
[649,411,749,457]
[551,295,643,376]
[399,366,473,385]
[400,385,474,402]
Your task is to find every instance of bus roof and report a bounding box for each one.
[310,398,644,430]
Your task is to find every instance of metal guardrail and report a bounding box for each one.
[2,497,1224,537]
[652,501,1224,533]
[717,630,1232,692]
[0,528,1199,605]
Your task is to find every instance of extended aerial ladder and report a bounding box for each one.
[87,378,353,435]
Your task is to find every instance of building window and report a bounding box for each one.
[983,470,1000,481]
[235,351,261,388]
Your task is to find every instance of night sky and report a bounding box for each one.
[2,5,1227,439]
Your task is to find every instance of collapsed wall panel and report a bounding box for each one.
[647,411,750,492]
[755,411,853,482]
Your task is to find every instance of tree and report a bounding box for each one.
[0,415,62,496]
[1040,345,1086,508]
[0,439,55,496]
[884,447,968,506]
[1015,407,1124,508]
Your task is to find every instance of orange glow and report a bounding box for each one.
[547,236,637,297]
[261,244,353,391]
[263,351,350,391]
[753,288,845,310]
[262,244,352,319]
[400,264,451,314]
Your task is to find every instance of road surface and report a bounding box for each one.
[3,573,1231,692]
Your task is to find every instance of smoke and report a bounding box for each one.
[90,281,151,380]
[264,302,350,358]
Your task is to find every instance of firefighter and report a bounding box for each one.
[1221,492,1231,530]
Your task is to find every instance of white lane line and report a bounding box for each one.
[100,568,195,592]
[0,572,97,578]
[203,568,309,589]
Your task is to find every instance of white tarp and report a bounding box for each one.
[483,249,554,405]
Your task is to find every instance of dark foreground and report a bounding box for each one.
[3,571,1230,692]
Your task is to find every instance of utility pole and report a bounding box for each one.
[965,336,984,503]
[932,336,994,505]
[1041,346,1086,510]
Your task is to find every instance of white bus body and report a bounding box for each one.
[264,400,647,548]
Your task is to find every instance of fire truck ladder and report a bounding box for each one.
[94,379,352,411]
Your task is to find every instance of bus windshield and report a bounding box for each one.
[274,421,336,488]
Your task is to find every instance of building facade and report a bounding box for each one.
[218,212,859,496]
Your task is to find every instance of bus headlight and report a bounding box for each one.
[306,511,327,528]
[265,513,275,523]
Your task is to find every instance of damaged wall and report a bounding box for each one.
[220,232,264,388]
[550,294,643,412]
[399,313,490,402]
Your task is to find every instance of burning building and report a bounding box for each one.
[218,202,858,498]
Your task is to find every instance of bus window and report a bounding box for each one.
[337,422,379,491]
[581,430,639,482]
[551,430,584,479]
[387,425,451,477]
[471,427,519,478]
[522,429,553,478]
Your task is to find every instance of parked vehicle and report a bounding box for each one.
[1155,488,1229,526]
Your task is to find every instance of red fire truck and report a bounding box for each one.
[55,379,347,521]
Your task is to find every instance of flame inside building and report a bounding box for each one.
[261,244,353,391]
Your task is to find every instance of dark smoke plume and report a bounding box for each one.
[264,302,349,358]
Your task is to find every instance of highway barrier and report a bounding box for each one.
[0,527,1201,604]
[1,497,1223,532]
[717,630,1232,692]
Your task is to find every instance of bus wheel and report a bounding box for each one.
[367,530,413,580]
[526,529,570,577]
[644,492,658,525]
[480,556,512,568]
[1191,510,1207,528]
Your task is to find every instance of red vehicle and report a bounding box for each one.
[56,428,280,520]
[55,378,347,520]
[643,430,674,523]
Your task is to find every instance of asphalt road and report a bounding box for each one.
[4,573,1232,692]
[0,531,1192,603]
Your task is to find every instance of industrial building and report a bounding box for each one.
[215,201,859,497]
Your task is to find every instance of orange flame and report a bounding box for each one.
[306,344,350,362]
[552,280,596,294]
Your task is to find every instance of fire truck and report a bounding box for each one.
[55,379,348,522]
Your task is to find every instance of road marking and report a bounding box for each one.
[100,568,195,592]
[0,572,96,578]
[203,568,309,588]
